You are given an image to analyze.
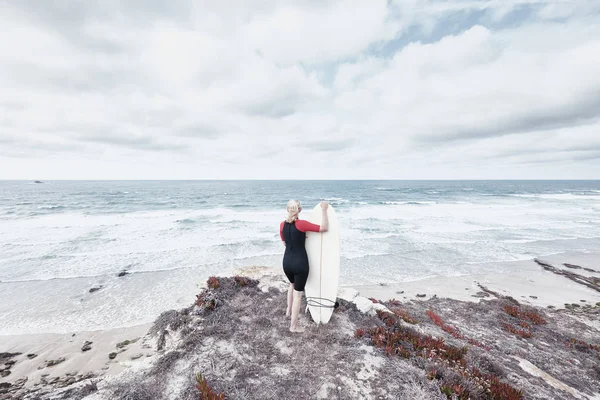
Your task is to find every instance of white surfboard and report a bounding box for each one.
[304,203,340,324]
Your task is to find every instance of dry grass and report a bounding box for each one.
[100,276,448,400]
[31,275,597,400]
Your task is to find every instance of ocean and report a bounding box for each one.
[1,180,599,335]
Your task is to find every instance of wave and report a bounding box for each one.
[511,193,600,200]
[379,201,435,205]
[1,252,283,284]
[0,272,111,284]
[175,218,196,225]
[38,205,65,210]
[214,238,276,248]
[342,251,391,260]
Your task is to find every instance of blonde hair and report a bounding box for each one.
[285,199,301,223]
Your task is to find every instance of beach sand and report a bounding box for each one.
[0,323,155,390]
[349,253,600,310]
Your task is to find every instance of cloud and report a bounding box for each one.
[239,0,399,65]
[77,132,188,152]
[174,123,223,140]
[332,21,600,149]
[416,89,600,143]
[0,0,598,179]
[303,138,356,152]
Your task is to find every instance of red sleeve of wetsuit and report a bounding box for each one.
[280,221,284,241]
[295,219,321,233]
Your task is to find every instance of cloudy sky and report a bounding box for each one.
[1,0,599,180]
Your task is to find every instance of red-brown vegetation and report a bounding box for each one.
[426,310,489,350]
[567,338,600,354]
[359,309,523,399]
[233,275,250,287]
[196,373,224,400]
[206,276,220,289]
[391,307,419,324]
[502,305,546,325]
[500,322,532,339]
[195,293,216,311]
[369,311,467,364]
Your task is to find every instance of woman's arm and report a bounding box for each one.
[319,201,329,232]
[295,202,329,233]
[280,221,286,245]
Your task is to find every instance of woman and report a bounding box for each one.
[279,200,329,333]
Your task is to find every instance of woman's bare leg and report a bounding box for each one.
[286,283,293,317]
[290,290,305,332]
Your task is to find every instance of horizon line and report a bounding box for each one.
[1,179,600,182]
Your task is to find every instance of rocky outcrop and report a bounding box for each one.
[535,259,600,292]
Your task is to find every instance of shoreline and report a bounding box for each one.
[0,254,599,399]
[2,251,599,338]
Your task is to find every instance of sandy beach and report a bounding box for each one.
[352,256,600,310]
[0,324,155,391]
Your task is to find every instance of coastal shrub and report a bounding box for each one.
[196,373,224,400]
[358,307,523,400]
[354,328,366,338]
[502,305,520,319]
[426,310,489,350]
[488,375,524,400]
[193,276,261,318]
[150,351,184,376]
[376,309,397,326]
[110,376,164,400]
[520,309,546,325]
[499,303,546,339]
[500,323,532,339]
[206,276,220,289]
[150,310,190,337]
[366,314,467,364]
[388,299,402,306]
[233,275,250,287]
[392,307,419,324]
[77,380,99,397]
[501,304,546,325]
[567,338,600,354]
[440,384,469,399]
[448,366,523,400]
[368,297,379,304]
[195,292,217,311]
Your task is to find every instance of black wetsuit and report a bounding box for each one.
[281,221,310,291]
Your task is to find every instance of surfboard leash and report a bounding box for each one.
[306,296,338,308]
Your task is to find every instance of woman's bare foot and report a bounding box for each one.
[289,325,305,333]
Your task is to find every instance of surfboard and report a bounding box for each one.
[304,203,340,324]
